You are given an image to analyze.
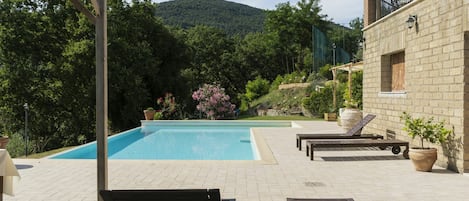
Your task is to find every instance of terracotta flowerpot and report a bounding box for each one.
[340,108,362,130]
[409,148,437,172]
[143,109,156,120]
[0,137,9,149]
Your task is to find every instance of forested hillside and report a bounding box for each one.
[155,0,265,35]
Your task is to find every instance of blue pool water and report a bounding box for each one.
[51,121,290,160]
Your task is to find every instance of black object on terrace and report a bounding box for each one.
[100,189,236,201]
[305,139,410,161]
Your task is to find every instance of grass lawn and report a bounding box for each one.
[15,146,75,159]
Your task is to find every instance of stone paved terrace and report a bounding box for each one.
[5,121,469,201]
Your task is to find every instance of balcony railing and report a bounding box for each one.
[380,0,413,18]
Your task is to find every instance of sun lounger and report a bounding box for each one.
[287,198,354,201]
[297,114,383,150]
[100,189,231,201]
[305,139,409,160]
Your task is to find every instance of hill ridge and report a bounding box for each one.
[155,0,265,35]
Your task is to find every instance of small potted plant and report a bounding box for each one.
[400,112,451,172]
[143,107,156,120]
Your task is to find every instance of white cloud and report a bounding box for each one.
[229,0,363,25]
[319,0,363,25]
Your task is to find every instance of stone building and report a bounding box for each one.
[362,0,469,173]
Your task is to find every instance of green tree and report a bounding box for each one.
[265,2,297,72]
[265,0,329,72]
[107,0,190,130]
[348,18,364,61]
[0,0,91,152]
[0,0,191,154]
[182,25,244,103]
[234,32,283,81]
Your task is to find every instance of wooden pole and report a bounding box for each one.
[67,1,108,199]
[95,0,108,201]
[332,69,337,109]
[0,176,3,201]
[348,64,352,101]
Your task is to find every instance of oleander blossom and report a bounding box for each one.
[192,84,236,120]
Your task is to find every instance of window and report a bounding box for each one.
[381,51,405,92]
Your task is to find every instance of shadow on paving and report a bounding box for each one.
[315,147,385,151]
[15,164,34,169]
[321,155,407,161]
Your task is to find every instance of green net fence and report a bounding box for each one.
[312,25,351,72]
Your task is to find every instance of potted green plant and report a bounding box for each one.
[143,107,156,120]
[400,112,451,172]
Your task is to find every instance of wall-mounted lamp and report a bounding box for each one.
[359,37,366,50]
[406,15,417,29]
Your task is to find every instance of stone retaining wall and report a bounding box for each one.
[278,83,310,90]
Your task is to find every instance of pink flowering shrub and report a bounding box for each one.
[192,84,236,120]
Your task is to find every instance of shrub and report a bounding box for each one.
[245,76,270,102]
[153,111,163,120]
[282,71,307,84]
[318,64,333,80]
[302,82,346,116]
[351,71,363,109]
[270,75,283,91]
[237,94,249,112]
[192,84,236,120]
[6,132,34,158]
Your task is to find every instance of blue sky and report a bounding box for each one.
[153,0,363,26]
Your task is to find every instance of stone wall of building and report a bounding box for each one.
[363,0,469,173]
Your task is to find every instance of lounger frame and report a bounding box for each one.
[297,133,383,151]
[296,114,382,150]
[305,139,409,160]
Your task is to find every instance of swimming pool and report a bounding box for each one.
[50,121,291,160]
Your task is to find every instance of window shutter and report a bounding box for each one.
[391,52,405,91]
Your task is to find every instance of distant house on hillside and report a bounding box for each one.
[362,0,469,173]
